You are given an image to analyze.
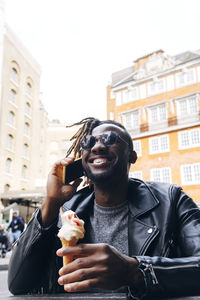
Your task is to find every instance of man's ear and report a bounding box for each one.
[129,151,137,164]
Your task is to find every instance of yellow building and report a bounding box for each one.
[107,49,200,203]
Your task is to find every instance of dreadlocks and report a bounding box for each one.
[65,117,133,158]
[65,117,101,158]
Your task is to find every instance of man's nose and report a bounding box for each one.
[91,138,107,152]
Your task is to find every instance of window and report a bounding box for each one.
[25,102,31,115]
[181,163,200,185]
[176,95,198,117]
[109,112,114,120]
[7,134,14,150]
[150,167,171,183]
[11,68,17,83]
[122,88,138,103]
[8,111,15,126]
[148,104,167,123]
[129,171,143,180]
[22,164,28,179]
[116,92,122,106]
[148,79,164,96]
[133,140,142,157]
[122,110,140,129]
[26,82,32,96]
[5,158,12,173]
[10,89,16,104]
[178,129,200,149]
[176,69,195,87]
[23,143,29,157]
[24,122,30,136]
[149,135,169,154]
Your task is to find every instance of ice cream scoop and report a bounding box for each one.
[58,209,85,265]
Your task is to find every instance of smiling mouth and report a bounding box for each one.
[89,157,114,167]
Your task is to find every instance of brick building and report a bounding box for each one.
[107,49,200,203]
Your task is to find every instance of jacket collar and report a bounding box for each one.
[127,178,159,218]
[62,179,159,219]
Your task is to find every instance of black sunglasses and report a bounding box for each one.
[80,131,129,150]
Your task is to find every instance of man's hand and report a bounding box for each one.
[57,243,144,292]
[40,157,82,227]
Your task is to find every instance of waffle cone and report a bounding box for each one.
[60,237,78,266]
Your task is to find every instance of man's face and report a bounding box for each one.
[81,124,132,184]
[13,213,17,219]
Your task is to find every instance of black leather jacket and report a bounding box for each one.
[8,179,200,299]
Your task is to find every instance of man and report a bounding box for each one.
[8,118,200,299]
[7,212,24,244]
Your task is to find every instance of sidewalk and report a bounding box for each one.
[0,250,11,271]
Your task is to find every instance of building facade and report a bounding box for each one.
[107,50,200,203]
[0,2,49,223]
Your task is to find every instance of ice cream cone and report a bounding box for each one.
[60,236,78,266]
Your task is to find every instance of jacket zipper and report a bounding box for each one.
[141,263,159,285]
[139,226,159,256]
[150,263,200,270]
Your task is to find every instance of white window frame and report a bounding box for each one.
[22,164,28,179]
[26,82,32,97]
[10,89,16,104]
[149,135,170,154]
[23,143,29,157]
[129,171,143,180]
[176,68,196,88]
[148,79,165,96]
[25,102,31,116]
[178,128,200,149]
[122,110,140,129]
[133,140,142,157]
[7,134,14,150]
[150,167,172,183]
[109,112,114,120]
[116,92,122,106]
[8,111,15,126]
[181,162,200,185]
[176,95,198,117]
[11,68,17,83]
[24,122,30,137]
[148,103,167,123]
[5,158,12,173]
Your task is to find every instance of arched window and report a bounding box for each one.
[7,134,14,150]
[26,82,32,96]
[25,102,31,115]
[4,184,10,192]
[11,68,17,83]
[24,122,30,136]
[5,158,12,173]
[23,143,29,157]
[8,111,15,126]
[10,89,16,104]
[22,164,28,178]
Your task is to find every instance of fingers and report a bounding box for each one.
[51,157,75,177]
[64,278,99,292]
[57,243,101,258]
[58,263,105,292]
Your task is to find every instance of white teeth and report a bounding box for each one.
[93,158,106,164]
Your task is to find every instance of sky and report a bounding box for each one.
[4,0,200,123]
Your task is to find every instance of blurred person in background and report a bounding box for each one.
[7,212,24,245]
[0,224,10,257]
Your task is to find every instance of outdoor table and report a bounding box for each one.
[3,294,200,300]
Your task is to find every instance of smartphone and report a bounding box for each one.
[62,158,84,184]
